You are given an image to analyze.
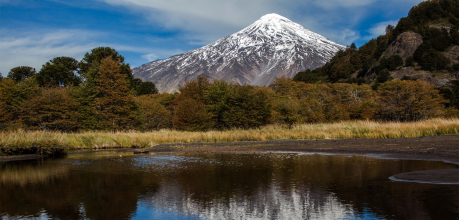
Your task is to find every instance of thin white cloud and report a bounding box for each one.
[0,29,98,74]
[141,49,185,62]
[0,29,157,75]
[96,0,404,46]
[365,20,399,40]
[312,0,378,9]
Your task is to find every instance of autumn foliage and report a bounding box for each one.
[93,57,140,130]
[0,47,455,133]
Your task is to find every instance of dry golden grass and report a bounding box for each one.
[1,118,458,152]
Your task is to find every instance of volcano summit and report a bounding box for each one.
[133,14,346,93]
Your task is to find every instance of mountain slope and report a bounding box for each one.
[293,0,459,88]
[133,14,345,93]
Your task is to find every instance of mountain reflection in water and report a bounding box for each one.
[1,152,458,220]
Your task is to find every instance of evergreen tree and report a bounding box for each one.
[385,25,395,35]
[405,56,415,67]
[80,47,135,88]
[293,69,320,84]
[7,66,36,83]
[420,49,451,71]
[133,79,158,96]
[350,43,357,50]
[36,56,80,87]
[377,69,393,83]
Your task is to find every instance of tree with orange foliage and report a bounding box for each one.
[269,76,300,97]
[94,57,140,130]
[136,95,172,130]
[171,75,214,131]
[377,80,446,121]
[0,77,40,130]
[21,87,80,131]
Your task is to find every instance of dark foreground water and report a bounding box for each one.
[1,151,458,220]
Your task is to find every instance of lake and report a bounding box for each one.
[1,151,458,219]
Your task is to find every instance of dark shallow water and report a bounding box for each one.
[1,151,458,220]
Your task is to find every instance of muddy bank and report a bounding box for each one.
[154,134,459,164]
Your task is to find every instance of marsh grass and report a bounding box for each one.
[1,118,458,155]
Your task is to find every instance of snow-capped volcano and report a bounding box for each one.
[133,13,345,93]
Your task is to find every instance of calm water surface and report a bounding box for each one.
[1,151,458,220]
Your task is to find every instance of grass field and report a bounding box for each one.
[1,118,458,155]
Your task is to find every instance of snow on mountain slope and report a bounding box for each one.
[133,13,346,93]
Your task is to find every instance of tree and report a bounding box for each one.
[136,95,172,130]
[273,97,299,128]
[435,87,456,108]
[448,79,459,109]
[297,84,332,123]
[385,24,395,35]
[133,79,158,96]
[405,56,415,67]
[350,43,357,50]
[269,76,299,96]
[79,47,134,87]
[21,87,80,131]
[293,69,320,84]
[0,77,40,130]
[377,69,393,83]
[172,95,213,131]
[420,49,451,71]
[179,75,211,101]
[170,75,214,131]
[350,52,362,70]
[94,57,141,130]
[204,80,231,130]
[36,56,80,87]
[7,66,36,83]
[222,85,272,129]
[377,80,446,121]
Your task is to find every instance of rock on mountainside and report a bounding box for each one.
[133,14,345,93]
[382,32,423,59]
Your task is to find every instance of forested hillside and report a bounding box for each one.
[294,0,459,92]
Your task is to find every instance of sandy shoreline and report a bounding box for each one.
[2,134,458,184]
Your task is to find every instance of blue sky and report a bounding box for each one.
[0,0,424,76]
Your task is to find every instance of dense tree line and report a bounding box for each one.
[1,44,457,132]
[1,47,157,131]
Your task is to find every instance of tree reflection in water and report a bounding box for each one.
[1,152,458,219]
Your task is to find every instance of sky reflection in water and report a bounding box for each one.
[1,152,458,220]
